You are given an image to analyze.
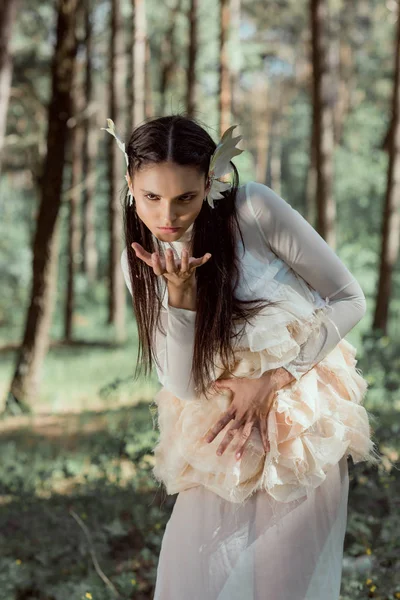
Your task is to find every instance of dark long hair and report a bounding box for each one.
[122,115,276,399]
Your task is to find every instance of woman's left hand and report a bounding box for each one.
[203,368,295,460]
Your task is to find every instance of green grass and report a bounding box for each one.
[0,298,399,599]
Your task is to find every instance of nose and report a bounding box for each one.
[162,202,177,225]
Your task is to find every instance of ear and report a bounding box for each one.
[125,172,133,194]
[205,175,211,195]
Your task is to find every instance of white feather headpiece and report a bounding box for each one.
[101,119,244,208]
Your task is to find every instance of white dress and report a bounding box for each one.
[120,181,379,600]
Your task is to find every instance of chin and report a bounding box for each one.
[156,228,183,238]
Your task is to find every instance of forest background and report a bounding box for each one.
[0,0,399,598]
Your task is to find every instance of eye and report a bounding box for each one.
[145,193,194,202]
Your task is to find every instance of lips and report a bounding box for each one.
[158,227,180,231]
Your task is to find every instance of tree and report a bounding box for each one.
[159,0,182,115]
[106,0,126,341]
[6,0,79,413]
[81,0,98,283]
[218,0,231,136]
[186,0,198,117]
[310,0,336,248]
[0,0,18,174]
[65,58,85,341]
[373,0,400,334]
[133,0,146,126]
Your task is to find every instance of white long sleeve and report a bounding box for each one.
[246,181,367,380]
[120,248,198,401]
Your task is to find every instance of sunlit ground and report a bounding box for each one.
[0,301,399,599]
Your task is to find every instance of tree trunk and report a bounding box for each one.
[305,115,317,225]
[269,114,282,196]
[230,0,242,122]
[254,81,270,185]
[133,0,146,126]
[310,0,336,248]
[65,72,84,341]
[127,0,135,135]
[159,0,182,115]
[6,0,78,414]
[81,0,98,283]
[333,1,355,146]
[0,0,18,174]
[186,0,197,117]
[373,0,400,334]
[144,36,153,118]
[107,0,126,341]
[218,0,231,136]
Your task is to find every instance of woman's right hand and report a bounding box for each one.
[131,242,212,288]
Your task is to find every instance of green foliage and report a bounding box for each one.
[0,403,170,600]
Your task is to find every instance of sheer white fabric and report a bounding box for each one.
[154,455,349,600]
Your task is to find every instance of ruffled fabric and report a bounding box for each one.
[151,330,380,505]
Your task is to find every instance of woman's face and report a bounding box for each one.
[127,161,211,241]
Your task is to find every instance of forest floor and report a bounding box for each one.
[0,313,399,599]
[0,401,399,600]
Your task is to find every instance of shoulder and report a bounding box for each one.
[235,181,295,226]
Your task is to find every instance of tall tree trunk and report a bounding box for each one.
[230,0,242,122]
[305,115,317,225]
[269,114,282,196]
[333,0,355,146]
[6,0,78,414]
[218,0,231,136]
[65,71,84,341]
[186,0,197,117]
[310,0,336,248]
[81,0,98,283]
[254,81,270,185]
[144,36,153,118]
[373,0,400,334]
[127,0,135,135]
[107,0,126,341]
[0,0,18,174]
[133,0,146,126]
[159,0,182,115]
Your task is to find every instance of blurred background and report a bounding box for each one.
[0,0,399,598]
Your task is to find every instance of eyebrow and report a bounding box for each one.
[140,189,199,198]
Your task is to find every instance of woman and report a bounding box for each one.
[104,115,379,599]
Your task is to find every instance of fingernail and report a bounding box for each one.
[236,452,241,459]
[217,450,222,456]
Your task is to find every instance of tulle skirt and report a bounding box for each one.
[151,338,379,505]
[151,337,379,599]
[154,455,349,600]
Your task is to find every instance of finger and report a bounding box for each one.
[152,252,164,276]
[216,421,242,456]
[180,248,189,273]
[165,248,178,274]
[204,408,236,443]
[234,420,255,460]
[259,415,269,454]
[212,380,230,392]
[189,253,212,268]
[132,243,153,267]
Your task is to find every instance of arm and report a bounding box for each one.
[120,248,198,400]
[246,181,367,380]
